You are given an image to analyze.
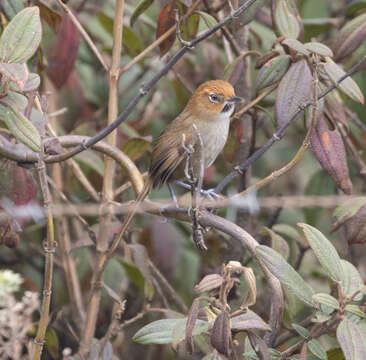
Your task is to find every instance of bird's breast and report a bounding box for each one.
[195,116,230,167]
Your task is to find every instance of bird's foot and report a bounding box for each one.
[175,181,221,200]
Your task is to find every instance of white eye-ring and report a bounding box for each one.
[209,93,219,103]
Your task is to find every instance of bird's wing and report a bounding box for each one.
[149,115,199,188]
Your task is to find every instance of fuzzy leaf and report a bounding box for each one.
[308,339,328,360]
[312,293,340,310]
[304,42,334,57]
[292,323,310,339]
[323,58,364,104]
[275,59,312,129]
[334,13,366,61]
[0,7,42,63]
[345,305,366,319]
[337,319,366,360]
[256,245,315,307]
[341,260,363,301]
[256,55,291,91]
[211,311,231,356]
[310,116,352,194]
[0,0,24,20]
[275,0,300,39]
[298,223,344,283]
[282,38,309,55]
[0,63,28,91]
[133,318,210,344]
[231,310,271,331]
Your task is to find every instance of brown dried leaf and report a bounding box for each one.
[211,311,231,356]
[156,1,176,57]
[324,89,348,126]
[242,267,257,308]
[37,1,62,29]
[231,310,271,331]
[194,274,223,294]
[47,12,80,89]
[275,59,312,129]
[248,332,270,360]
[310,116,352,194]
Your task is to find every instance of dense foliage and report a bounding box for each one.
[0,0,366,359]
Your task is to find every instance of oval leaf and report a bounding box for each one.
[47,12,80,89]
[256,245,316,307]
[304,42,334,57]
[130,0,154,27]
[341,260,363,301]
[308,339,328,360]
[0,63,28,91]
[292,323,310,339]
[323,58,364,104]
[310,116,352,194]
[312,293,340,310]
[275,59,312,129]
[275,0,301,39]
[298,223,344,283]
[133,318,209,345]
[156,1,176,57]
[334,13,366,61]
[231,310,271,332]
[256,55,291,91]
[211,311,231,357]
[282,38,310,55]
[0,6,42,63]
[337,319,366,360]
[345,305,366,319]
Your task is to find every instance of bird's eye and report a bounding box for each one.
[209,93,218,103]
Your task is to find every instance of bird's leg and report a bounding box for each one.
[167,183,179,208]
[175,181,222,200]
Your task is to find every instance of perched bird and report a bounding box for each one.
[117,80,241,246]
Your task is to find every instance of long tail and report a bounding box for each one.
[109,178,152,254]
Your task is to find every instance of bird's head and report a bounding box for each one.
[186,80,242,120]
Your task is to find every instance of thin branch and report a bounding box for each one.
[54,0,108,71]
[215,55,366,194]
[44,0,260,164]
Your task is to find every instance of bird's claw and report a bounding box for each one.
[200,188,222,200]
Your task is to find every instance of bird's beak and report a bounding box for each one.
[227,96,242,103]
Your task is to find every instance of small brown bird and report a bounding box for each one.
[117,80,240,244]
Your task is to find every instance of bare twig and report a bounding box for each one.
[54,0,108,71]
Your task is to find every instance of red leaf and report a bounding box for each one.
[156,1,176,57]
[47,12,80,89]
[310,116,352,194]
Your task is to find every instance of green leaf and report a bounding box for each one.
[308,339,328,360]
[323,58,364,104]
[262,227,290,260]
[312,293,340,310]
[341,260,364,301]
[0,0,24,20]
[256,245,316,307]
[45,329,59,360]
[298,223,343,283]
[0,105,41,152]
[0,63,28,91]
[327,348,346,360]
[292,323,310,339]
[333,198,366,224]
[133,318,210,344]
[256,55,291,91]
[130,0,154,27]
[75,150,104,176]
[346,1,366,16]
[304,42,334,57]
[121,137,151,162]
[196,11,217,29]
[345,305,366,319]
[180,12,200,41]
[0,7,42,63]
[275,0,300,39]
[282,38,310,55]
[337,319,366,360]
[122,25,144,56]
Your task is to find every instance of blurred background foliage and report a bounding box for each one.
[0,0,365,358]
